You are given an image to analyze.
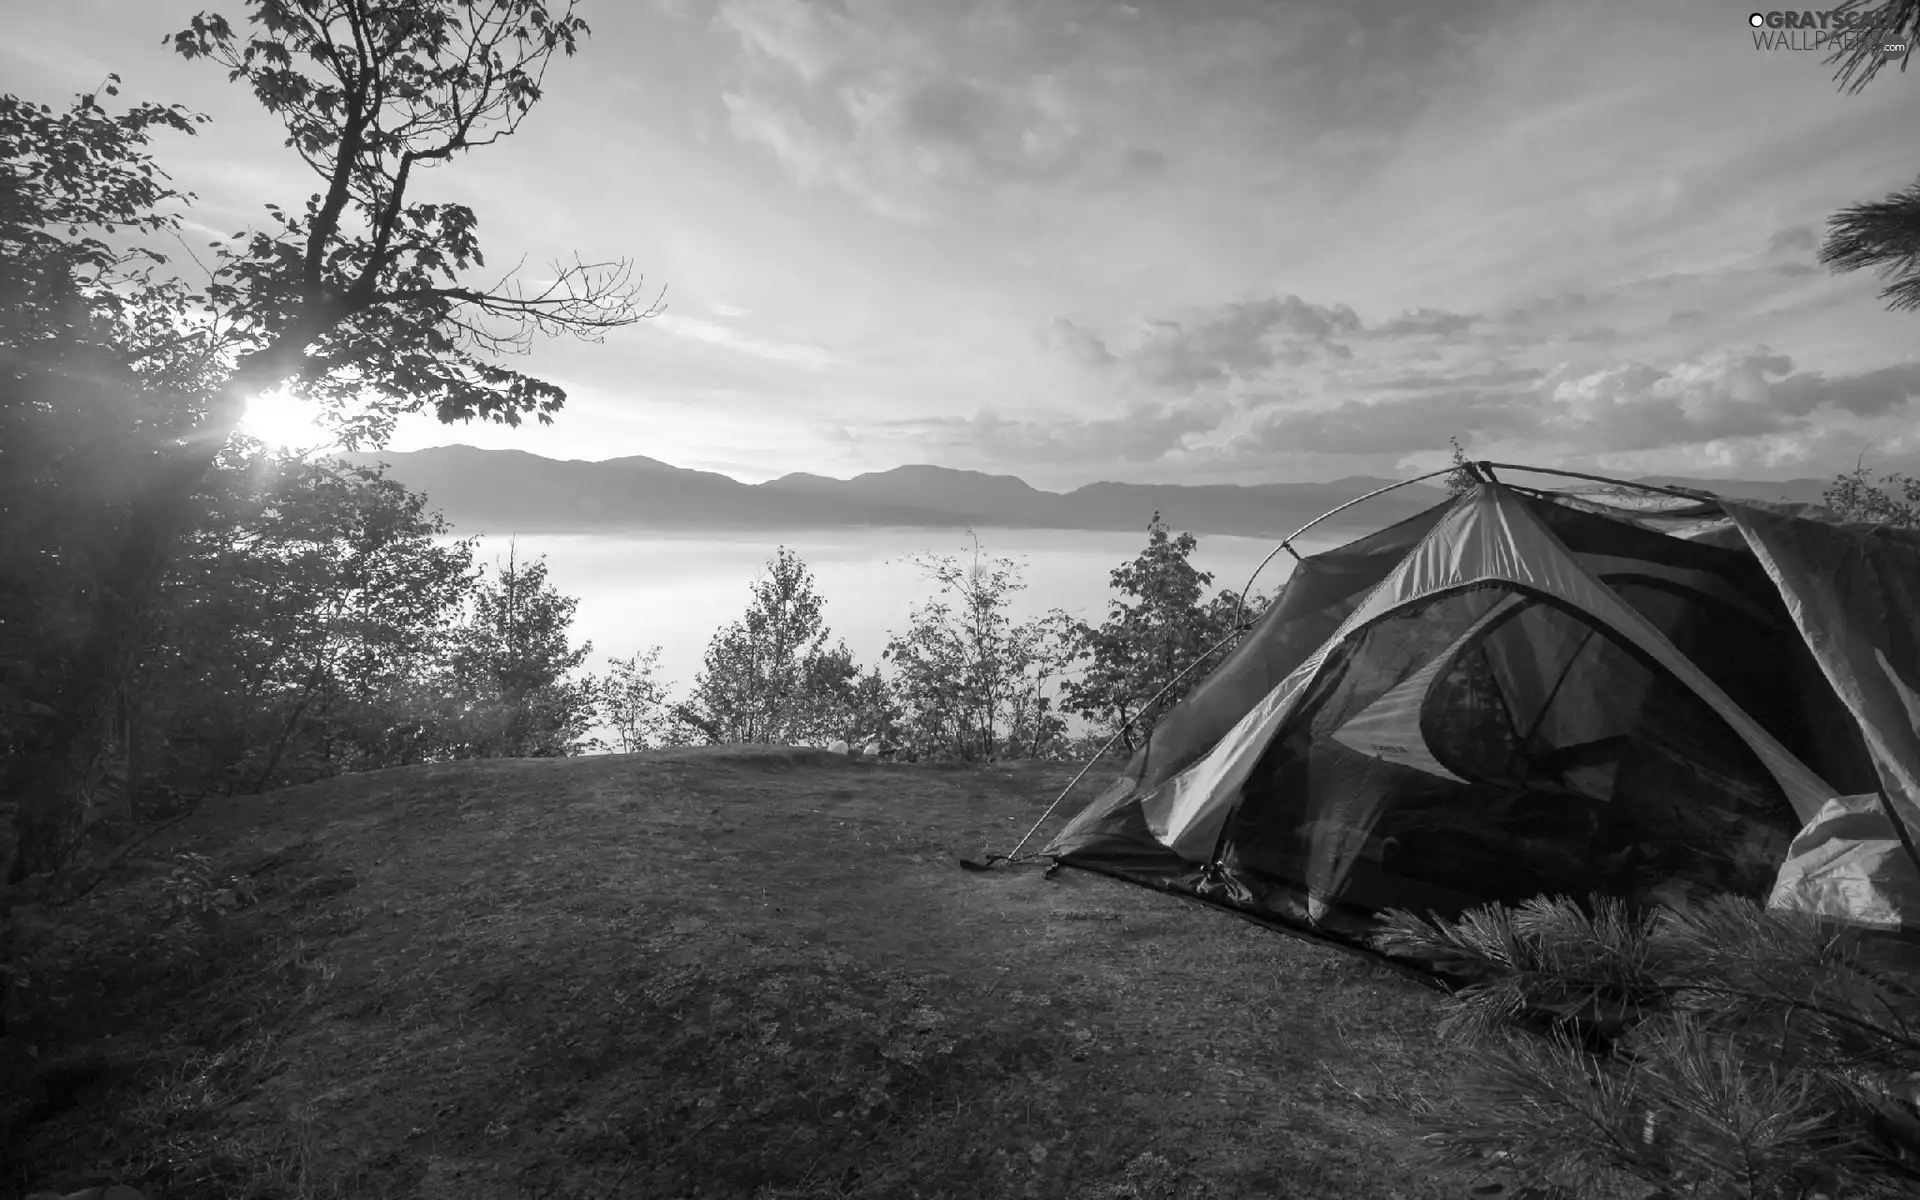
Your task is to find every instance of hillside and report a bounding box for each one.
[336,445,1876,540]
[3,749,1525,1200]
[339,446,1458,537]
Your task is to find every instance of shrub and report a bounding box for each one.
[1374,894,1920,1199]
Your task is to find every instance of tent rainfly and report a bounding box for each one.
[1043,475,1920,965]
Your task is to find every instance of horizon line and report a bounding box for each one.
[346,442,1906,490]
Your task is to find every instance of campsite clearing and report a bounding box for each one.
[6,748,1528,1200]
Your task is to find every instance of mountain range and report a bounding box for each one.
[338,445,1852,540]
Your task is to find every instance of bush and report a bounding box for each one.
[1374,894,1920,1199]
[1823,467,1920,530]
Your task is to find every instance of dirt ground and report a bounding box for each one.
[4,747,1522,1200]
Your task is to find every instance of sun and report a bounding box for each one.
[238,387,329,451]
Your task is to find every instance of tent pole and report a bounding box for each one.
[970,459,1469,873]
[1475,462,1719,502]
[1228,465,1464,644]
[962,620,1259,871]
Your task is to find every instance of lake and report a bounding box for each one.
[447,525,1348,742]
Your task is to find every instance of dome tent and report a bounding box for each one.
[1041,471,1920,965]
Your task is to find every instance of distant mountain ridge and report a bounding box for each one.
[337,445,1859,539]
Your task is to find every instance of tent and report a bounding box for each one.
[1043,472,1920,963]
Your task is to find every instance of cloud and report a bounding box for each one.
[1131,297,1358,389]
[1568,324,1628,344]
[1043,317,1117,368]
[1773,361,1920,418]
[1124,146,1169,174]
[712,0,1168,220]
[1373,308,1477,337]
[871,397,1234,467]
[652,312,844,368]
[1502,292,1599,324]
[1374,366,1546,390]
[715,0,844,85]
[1243,390,1535,455]
[1210,352,1920,463]
[1759,223,1822,281]
[1051,293,1366,392]
[1542,353,1920,452]
[0,39,112,81]
[1768,224,1818,254]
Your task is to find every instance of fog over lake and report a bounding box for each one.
[447,526,1347,727]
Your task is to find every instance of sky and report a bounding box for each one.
[11,0,1920,487]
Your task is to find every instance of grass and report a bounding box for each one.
[4,747,1522,1200]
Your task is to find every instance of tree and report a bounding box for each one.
[0,77,205,361]
[1824,463,1920,529]
[883,533,1081,762]
[676,548,864,747]
[599,646,674,753]
[1820,3,1920,310]
[1824,0,1918,95]
[434,545,596,758]
[1061,514,1262,754]
[1,82,214,887]
[999,610,1081,760]
[139,445,479,793]
[1445,435,1478,496]
[844,666,905,753]
[9,0,658,886]
[1820,177,1920,313]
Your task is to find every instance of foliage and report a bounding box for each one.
[599,646,675,753]
[674,547,869,748]
[169,0,651,437]
[0,78,211,380]
[1820,2,1920,309]
[883,533,1081,762]
[1823,465,1920,529]
[131,445,479,797]
[2,439,482,828]
[431,545,598,758]
[1823,0,1920,95]
[844,665,907,753]
[1060,513,1262,754]
[1445,436,1478,497]
[0,81,217,885]
[1820,177,1920,314]
[1373,894,1920,1199]
[4,0,654,902]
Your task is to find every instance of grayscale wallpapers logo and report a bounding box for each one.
[1747,10,1910,57]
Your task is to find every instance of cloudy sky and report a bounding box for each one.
[12,0,1920,486]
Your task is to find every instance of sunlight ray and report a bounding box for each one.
[238,387,331,451]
